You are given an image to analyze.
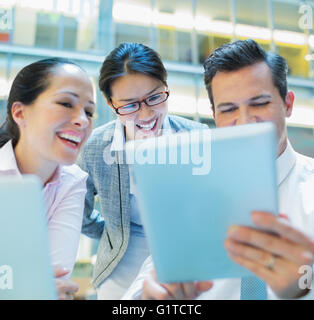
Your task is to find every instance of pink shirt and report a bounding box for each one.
[0,141,88,276]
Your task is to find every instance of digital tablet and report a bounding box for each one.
[127,122,278,282]
[0,176,57,299]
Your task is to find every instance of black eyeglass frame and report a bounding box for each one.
[110,88,170,115]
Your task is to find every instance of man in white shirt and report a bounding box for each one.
[123,39,314,300]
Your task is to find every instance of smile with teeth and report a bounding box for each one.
[136,119,157,131]
[57,132,82,146]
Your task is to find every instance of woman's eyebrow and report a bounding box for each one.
[54,90,95,105]
[118,85,162,102]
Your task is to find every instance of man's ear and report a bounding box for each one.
[284,91,294,118]
[210,101,216,121]
[11,102,26,128]
[212,106,216,121]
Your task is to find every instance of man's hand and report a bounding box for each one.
[225,211,314,299]
[54,267,79,300]
[142,270,213,300]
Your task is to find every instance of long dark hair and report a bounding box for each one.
[99,42,168,101]
[0,57,82,148]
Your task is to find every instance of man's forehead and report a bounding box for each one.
[213,61,271,82]
[212,63,275,101]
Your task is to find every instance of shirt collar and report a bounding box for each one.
[111,115,172,152]
[111,118,126,152]
[160,115,172,133]
[0,140,22,177]
[46,165,62,187]
[276,140,296,186]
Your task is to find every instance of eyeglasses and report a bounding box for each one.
[111,89,169,115]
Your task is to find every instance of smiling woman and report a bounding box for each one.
[0,57,95,300]
[77,42,208,300]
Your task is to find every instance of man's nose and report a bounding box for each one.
[236,106,256,125]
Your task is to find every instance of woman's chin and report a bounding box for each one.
[136,130,156,140]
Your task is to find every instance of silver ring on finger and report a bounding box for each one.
[266,255,276,271]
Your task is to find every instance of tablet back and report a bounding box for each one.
[130,122,278,282]
[0,176,57,299]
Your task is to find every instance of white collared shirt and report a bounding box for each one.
[122,141,314,300]
[0,140,88,276]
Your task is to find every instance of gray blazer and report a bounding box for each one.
[77,115,208,288]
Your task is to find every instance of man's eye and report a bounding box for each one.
[250,102,270,107]
[220,106,238,113]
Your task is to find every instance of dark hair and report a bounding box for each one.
[99,42,167,101]
[0,57,82,148]
[203,39,289,109]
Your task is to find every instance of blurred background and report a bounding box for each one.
[0,0,314,298]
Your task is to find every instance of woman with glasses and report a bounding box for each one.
[77,42,207,299]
